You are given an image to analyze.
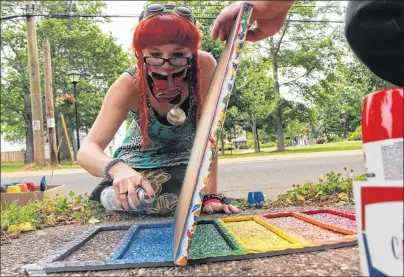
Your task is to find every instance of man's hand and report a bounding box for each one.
[211,1,293,42]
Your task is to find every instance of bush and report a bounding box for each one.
[316,137,326,144]
[272,169,366,207]
[348,131,362,141]
[239,144,249,149]
[260,142,276,148]
[1,191,104,234]
[327,135,343,142]
[247,140,254,148]
[218,145,234,151]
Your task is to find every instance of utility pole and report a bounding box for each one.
[25,0,45,165]
[43,40,59,166]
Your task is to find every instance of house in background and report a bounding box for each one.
[234,135,247,149]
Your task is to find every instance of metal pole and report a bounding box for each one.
[73,83,80,152]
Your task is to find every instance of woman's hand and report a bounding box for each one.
[202,201,240,214]
[109,162,155,211]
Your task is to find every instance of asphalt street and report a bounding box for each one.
[1,151,364,199]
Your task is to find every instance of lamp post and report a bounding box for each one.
[67,69,81,152]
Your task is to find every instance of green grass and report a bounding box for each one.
[1,160,82,173]
[219,141,362,159]
[1,142,362,172]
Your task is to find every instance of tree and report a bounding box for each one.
[232,56,277,152]
[1,1,130,161]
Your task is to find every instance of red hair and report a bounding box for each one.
[132,13,203,150]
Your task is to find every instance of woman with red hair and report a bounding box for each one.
[77,3,240,215]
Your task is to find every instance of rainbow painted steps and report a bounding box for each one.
[23,209,358,276]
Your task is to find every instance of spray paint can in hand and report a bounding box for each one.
[100,186,154,211]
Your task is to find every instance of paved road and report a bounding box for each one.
[1,151,364,199]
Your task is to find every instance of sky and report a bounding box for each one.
[99,1,146,52]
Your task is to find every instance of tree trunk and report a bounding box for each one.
[256,127,261,152]
[220,129,225,155]
[252,121,258,153]
[271,40,285,151]
[57,123,76,161]
[24,91,34,164]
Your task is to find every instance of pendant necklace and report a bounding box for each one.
[166,84,187,126]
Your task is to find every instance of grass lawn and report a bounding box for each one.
[1,160,82,173]
[219,141,362,159]
[1,141,362,172]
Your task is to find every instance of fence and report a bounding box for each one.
[1,151,25,163]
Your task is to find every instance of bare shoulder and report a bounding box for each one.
[104,71,139,111]
[198,50,217,70]
[197,51,217,98]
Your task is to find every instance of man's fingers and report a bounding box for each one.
[211,2,241,40]
[219,22,228,42]
[225,20,234,38]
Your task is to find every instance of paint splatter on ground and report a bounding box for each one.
[63,230,126,261]
[119,226,173,262]
[223,220,292,251]
[305,213,357,232]
[264,217,344,244]
[189,223,232,258]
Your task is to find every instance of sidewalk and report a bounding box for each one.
[1,150,362,178]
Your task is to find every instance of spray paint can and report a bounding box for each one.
[100,186,154,211]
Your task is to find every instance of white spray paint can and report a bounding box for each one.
[100,186,153,211]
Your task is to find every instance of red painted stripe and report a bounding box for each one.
[362,88,403,143]
[360,187,403,231]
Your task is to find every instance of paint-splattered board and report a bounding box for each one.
[24,209,358,276]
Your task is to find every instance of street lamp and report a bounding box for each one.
[67,69,81,152]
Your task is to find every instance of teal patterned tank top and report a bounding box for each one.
[113,66,197,169]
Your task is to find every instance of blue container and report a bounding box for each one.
[247,191,265,206]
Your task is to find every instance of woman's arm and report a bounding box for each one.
[77,73,136,177]
[77,73,155,211]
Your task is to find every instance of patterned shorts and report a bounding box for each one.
[90,164,187,216]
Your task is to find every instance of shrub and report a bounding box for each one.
[219,145,234,151]
[348,131,362,141]
[239,144,249,149]
[327,135,343,142]
[316,137,326,144]
[260,142,276,148]
[1,191,105,235]
[272,169,366,207]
